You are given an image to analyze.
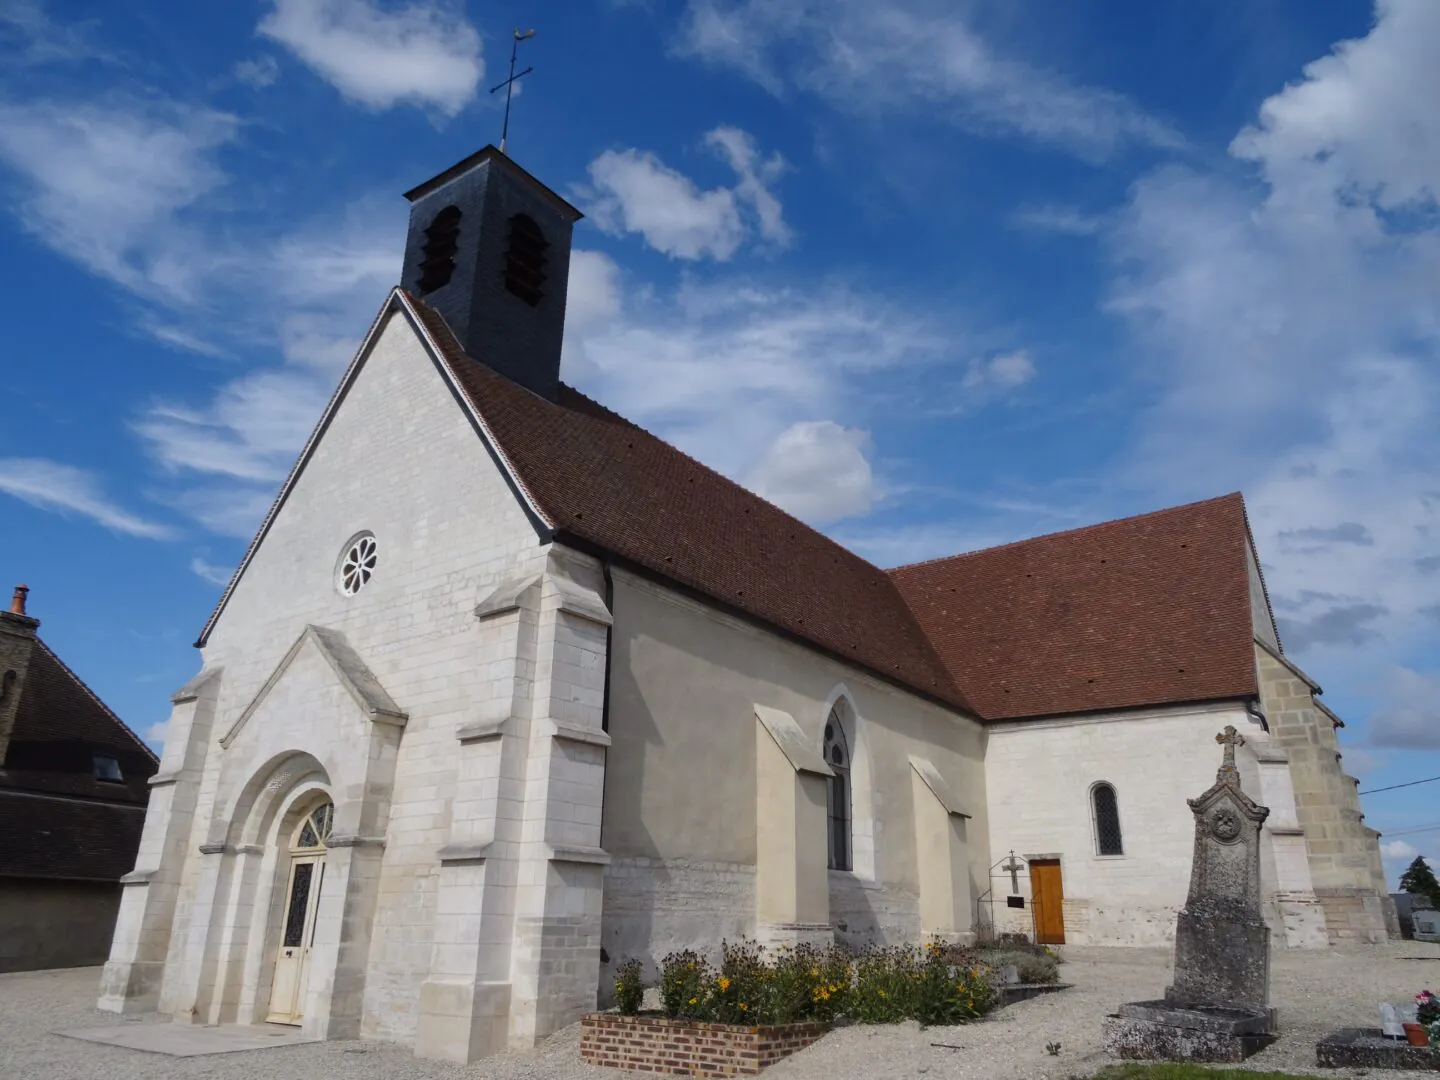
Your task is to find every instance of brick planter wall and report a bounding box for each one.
[580,1013,829,1075]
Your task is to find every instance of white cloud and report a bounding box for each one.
[234,55,280,88]
[135,369,332,484]
[964,350,1036,392]
[1012,205,1107,236]
[0,459,174,539]
[1096,0,1440,716]
[746,421,880,525]
[676,0,1183,162]
[1383,839,1419,861]
[0,0,115,65]
[188,557,233,587]
[0,99,237,300]
[703,126,791,246]
[1367,667,1440,749]
[143,719,167,750]
[258,0,483,116]
[561,264,964,482]
[578,126,789,260]
[582,149,744,260]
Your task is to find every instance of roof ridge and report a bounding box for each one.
[35,639,159,763]
[887,491,1246,574]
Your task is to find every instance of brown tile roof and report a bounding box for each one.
[196,290,1267,723]
[0,791,146,881]
[404,293,973,712]
[889,493,1261,719]
[3,640,157,805]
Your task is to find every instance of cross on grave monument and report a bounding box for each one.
[1102,725,1278,1063]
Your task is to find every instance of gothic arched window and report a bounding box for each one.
[824,707,852,871]
[503,213,548,306]
[1092,782,1123,856]
[417,205,461,294]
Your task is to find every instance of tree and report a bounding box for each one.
[1400,856,1440,908]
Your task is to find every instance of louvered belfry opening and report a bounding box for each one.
[503,212,548,306]
[417,205,462,294]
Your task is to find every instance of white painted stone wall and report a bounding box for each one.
[984,702,1260,946]
[143,308,549,1044]
[600,570,990,984]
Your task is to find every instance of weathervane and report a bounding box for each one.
[490,27,535,155]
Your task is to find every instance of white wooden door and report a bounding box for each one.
[266,802,333,1025]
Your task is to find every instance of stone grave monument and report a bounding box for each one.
[1103,726,1277,1062]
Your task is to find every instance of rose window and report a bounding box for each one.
[339,534,377,596]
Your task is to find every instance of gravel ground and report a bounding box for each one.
[5,943,1440,1080]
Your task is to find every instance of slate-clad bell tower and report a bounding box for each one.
[401,146,583,401]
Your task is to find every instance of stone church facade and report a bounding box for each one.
[98,147,1391,1062]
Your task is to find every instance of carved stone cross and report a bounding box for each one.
[1215,725,1245,784]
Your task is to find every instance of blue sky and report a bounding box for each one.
[1,0,1437,884]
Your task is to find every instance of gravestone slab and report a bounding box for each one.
[1316,1029,1440,1071]
[1103,727,1276,1062]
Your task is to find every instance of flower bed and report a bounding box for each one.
[585,940,999,1074]
[579,1014,829,1076]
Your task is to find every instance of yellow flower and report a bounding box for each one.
[689,997,698,1006]
[739,1003,748,1011]
[717,976,731,992]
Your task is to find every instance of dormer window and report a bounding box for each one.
[417,205,462,294]
[93,754,123,782]
[503,213,547,306]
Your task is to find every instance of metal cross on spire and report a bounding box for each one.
[490,27,535,155]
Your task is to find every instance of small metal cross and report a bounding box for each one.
[490,28,535,155]
[1001,850,1025,894]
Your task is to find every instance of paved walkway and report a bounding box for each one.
[6,945,1440,1079]
[57,1021,318,1056]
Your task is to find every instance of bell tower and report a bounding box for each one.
[401,147,583,401]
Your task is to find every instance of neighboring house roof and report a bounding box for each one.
[197,290,1270,722]
[2,640,157,805]
[0,792,147,881]
[889,493,1261,720]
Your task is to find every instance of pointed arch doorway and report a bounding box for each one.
[266,800,333,1025]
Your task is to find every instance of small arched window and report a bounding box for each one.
[1092,782,1123,856]
[824,707,851,871]
[417,205,462,294]
[503,213,548,306]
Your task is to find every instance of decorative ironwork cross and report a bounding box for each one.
[1001,850,1026,894]
[490,28,535,155]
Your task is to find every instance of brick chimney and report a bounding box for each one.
[0,584,39,768]
[400,146,582,401]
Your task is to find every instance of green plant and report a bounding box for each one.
[709,939,769,1024]
[660,950,712,1020]
[975,946,1060,984]
[614,959,644,1016]
[765,942,852,1024]
[1401,857,1440,910]
[851,945,919,1023]
[1418,989,1440,1027]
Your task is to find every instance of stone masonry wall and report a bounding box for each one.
[984,702,1258,946]
[1254,645,1391,943]
[157,310,550,1042]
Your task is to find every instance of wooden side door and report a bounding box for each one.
[1029,859,1066,945]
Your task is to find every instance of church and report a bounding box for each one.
[97,147,1392,1062]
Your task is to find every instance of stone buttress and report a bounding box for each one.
[415,546,611,1063]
